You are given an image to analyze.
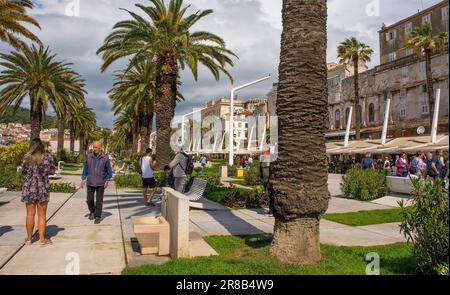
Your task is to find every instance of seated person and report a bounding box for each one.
[113,159,126,175]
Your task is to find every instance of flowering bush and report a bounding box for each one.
[0,141,29,166]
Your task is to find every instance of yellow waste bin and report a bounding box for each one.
[236,168,244,178]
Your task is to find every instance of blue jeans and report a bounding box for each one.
[402,171,408,177]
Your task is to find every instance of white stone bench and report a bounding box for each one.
[386,176,413,195]
[161,188,190,258]
[0,187,7,195]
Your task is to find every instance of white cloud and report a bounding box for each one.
[0,0,443,128]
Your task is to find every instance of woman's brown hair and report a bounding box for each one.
[23,138,45,165]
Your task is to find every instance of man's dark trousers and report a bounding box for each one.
[87,186,105,218]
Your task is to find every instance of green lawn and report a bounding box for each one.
[323,208,407,226]
[122,235,415,275]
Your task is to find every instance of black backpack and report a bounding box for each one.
[182,152,194,175]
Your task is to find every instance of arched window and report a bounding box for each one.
[335,109,341,130]
[369,103,375,122]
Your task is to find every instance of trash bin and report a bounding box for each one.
[236,168,244,178]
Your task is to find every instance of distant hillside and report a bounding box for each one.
[0,106,56,129]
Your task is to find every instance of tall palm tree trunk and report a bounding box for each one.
[57,114,65,153]
[132,118,139,153]
[425,50,434,128]
[353,58,360,139]
[269,0,330,265]
[155,54,177,169]
[69,124,75,155]
[139,110,152,151]
[30,99,43,140]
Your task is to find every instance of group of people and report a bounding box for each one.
[19,138,198,246]
[240,155,254,168]
[359,150,449,181]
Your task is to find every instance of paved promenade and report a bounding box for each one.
[0,173,411,274]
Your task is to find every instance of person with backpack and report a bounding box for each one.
[169,150,193,193]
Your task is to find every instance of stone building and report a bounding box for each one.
[267,0,449,141]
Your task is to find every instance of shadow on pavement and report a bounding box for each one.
[0,226,14,237]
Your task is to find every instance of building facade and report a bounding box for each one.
[267,0,449,142]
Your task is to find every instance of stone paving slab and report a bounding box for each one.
[0,187,126,275]
[371,195,414,208]
[0,242,125,275]
[326,197,393,214]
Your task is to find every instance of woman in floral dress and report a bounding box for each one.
[21,138,55,246]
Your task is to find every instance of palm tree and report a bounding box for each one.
[0,45,80,140]
[269,0,330,265]
[337,37,373,140]
[0,0,41,52]
[97,0,236,168]
[55,70,87,155]
[406,22,448,127]
[76,107,96,156]
[66,104,93,156]
[109,60,156,153]
[112,109,134,158]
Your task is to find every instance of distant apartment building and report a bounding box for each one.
[0,123,31,144]
[379,1,449,64]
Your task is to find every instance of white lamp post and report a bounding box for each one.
[381,98,391,146]
[228,75,271,166]
[344,106,353,148]
[431,89,441,144]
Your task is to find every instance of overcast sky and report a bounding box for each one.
[0,0,443,128]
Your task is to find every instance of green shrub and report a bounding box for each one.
[228,165,237,177]
[400,178,449,274]
[49,182,77,193]
[114,174,142,189]
[0,165,23,191]
[435,263,449,275]
[220,187,267,209]
[341,168,389,201]
[76,154,86,164]
[244,161,262,186]
[56,149,75,163]
[0,141,29,166]
[114,171,168,189]
[132,152,147,173]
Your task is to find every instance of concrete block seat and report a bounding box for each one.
[386,176,413,195]
[0,187,7,194]
[131,216,170,256]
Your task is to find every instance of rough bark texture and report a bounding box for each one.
[270,218,321,264]
[353,58,361,139]
[132,119,139,154]
[155,53,177,169]
[30,99,43,140]
[57,114,65,153]
[269,0,330,265]
[69,125,75,155]
[425,50,434,127]
[79,134,85,156]
[139,110,152,152]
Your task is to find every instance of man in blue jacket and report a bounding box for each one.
[81,141,113,224]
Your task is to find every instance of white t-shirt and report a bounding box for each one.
[141,156,154,178]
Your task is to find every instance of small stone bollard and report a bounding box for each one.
[221,166,228,178]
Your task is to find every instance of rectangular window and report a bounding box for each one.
[419,61,426,73]
[404,22,413,35]
[386,30,397,41]
[388,52,396,62]
[442,6,449,20]
[422,14,431,24]
[401,66,409,78]
[421,104,429,114]
[400,90,407,99]
[400,108,407,117]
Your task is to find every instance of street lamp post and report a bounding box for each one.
[228,75,271,166]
